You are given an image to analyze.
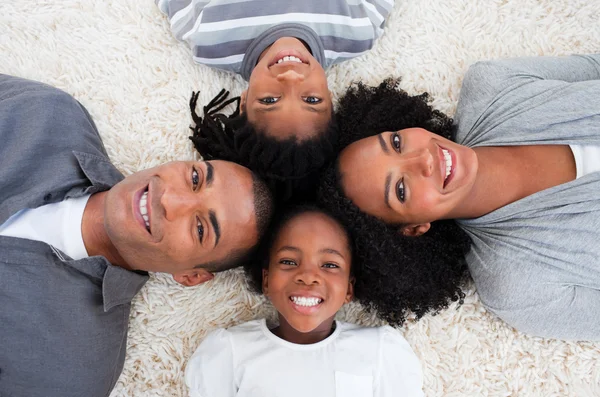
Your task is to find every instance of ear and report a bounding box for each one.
[261,268,269,296]
[344,276,355,304]
[400,223,431,237]
[239,89,248,114]
[172,269,214,287]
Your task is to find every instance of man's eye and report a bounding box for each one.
[396,178,406,203]
[196,217,204,242]
[303,96,322,104]
[259,96,279,104]
[280,259,297,266]
[192,167,200,189]
[322,263,339,269]
[391,132,402,152]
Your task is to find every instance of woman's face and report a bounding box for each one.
[338,128,478,230]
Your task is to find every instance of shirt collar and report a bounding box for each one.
[73,150,124,192]
[102,263,149,312]
[241,23,325,81]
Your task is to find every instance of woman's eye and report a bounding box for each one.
[391,132,402,152]
[322,263,339,269]
[259,96,279,104]
[280,259,297,266]
[396,178,406,203]
[303,96,322,104]
[192,167,199,189]
[196,217,204,242]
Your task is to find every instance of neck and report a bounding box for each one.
[450,145,576,219]
[272,314,336,345]
[81,192,130,269]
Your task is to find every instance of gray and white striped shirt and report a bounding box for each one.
[156,0,394,80]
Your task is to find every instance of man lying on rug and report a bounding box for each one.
[0,74,274,397]
[156,0,394,201]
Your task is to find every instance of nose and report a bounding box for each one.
[160,188,198,221]
[294,265,321,286]
[400,149,434,177]
[276,69,305,83]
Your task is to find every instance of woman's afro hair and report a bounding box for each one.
[317,79,472,326]
[189,90,338,202]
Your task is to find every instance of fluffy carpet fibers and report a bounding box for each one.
[1,1,599,396]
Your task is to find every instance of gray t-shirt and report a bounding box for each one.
[453,54,600,340]
[156,0,394,80]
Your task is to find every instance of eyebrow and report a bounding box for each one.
[277,246,301,253]
[384,173,392,209]
[378,134,389,153]
[277,246,345,259]
[319,248,345,258]
[209,210,220,247]
[205,161,214,186]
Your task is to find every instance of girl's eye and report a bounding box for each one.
[391,132,401,152]
[322,263,339,269]
[192,167,200,190]
[396,178,406,203]
[196,217,204,242]
[259,96,279,104]
[303,96,322,104]
[280,259,297,266]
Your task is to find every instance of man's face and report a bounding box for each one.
[104,160,258,282]
[242,37,332,141]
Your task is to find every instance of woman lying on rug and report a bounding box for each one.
[156,0,393,200]
[186,205,424,396]
[318,54,600,341]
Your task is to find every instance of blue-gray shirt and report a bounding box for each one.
[453,55,600,340]
[0,75,148,397]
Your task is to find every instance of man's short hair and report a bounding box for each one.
[196,172,274,273]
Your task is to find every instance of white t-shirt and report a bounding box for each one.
[185,319,424,397]
[0,195,90,260]
[570,145,600,179]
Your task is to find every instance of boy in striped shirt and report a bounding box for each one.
[157,0,394,200]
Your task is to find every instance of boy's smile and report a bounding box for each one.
[262,211,353,344]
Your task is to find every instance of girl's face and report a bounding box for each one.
[338,128,478,234]
[263,211,353,336]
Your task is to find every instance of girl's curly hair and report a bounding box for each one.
[189,90,338,202]
[317,79,472,326]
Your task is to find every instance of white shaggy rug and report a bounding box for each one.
[2,1,600,396]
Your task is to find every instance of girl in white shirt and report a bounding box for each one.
[185,205,424,397]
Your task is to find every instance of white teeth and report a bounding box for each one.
[290,296,323,307]
[442,149,452,180]
[276,55,303,64]
[139,191,150,230]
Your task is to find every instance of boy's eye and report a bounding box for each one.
[322,263,339,269]
[280,259,297,266]
[303,96,322,104]
[196,217,204,242]
[192,167,200,190]
[259,96,279,104]
[396,178,406,203]
[391,132,402,152]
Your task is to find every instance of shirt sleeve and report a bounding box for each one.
[374,326,424,397]
[185,328,236,397]
[361,0,395,37]
[454,54,600,146]
[155,0,209,41]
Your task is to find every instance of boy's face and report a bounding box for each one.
[242,37,332,141]
[263,211,353,335]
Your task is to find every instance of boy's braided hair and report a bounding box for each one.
[189,90,339,202]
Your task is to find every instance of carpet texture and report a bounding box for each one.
[1,1,599,396]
